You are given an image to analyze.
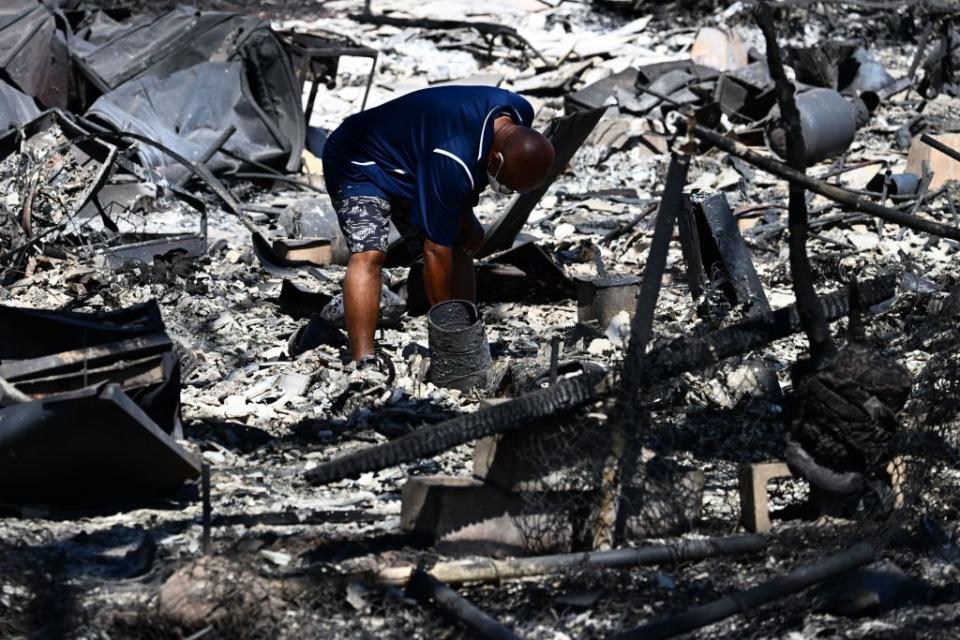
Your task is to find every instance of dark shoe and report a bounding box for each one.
[356,352,396,385]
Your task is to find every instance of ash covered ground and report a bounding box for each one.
[2,1,960,639]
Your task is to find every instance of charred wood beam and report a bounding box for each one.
[305,369,609,485]
[304,276,895,486]
[372,534,766,586]
[608,542,875,640]
[409,570,521,640]
[595,153,689,548]
[689,123,960,241]
[639,275,895,387]
[756,2,836,367]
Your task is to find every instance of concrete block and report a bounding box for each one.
[401,475,568,555]
[472,398,612,492]
[739,462,792,533]
[402,470,706,556]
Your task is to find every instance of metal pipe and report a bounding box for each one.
[409,570,520,640]
[377,534,767,586]
[610,543,875,640]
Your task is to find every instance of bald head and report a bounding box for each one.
[488,119,554,193]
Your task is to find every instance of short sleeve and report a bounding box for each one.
[412,147,475,247]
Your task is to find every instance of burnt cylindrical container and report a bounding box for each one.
[427,300,492,392]
[767,88,857,166]
[575,275,641,329]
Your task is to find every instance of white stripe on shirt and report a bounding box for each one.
[432,148,475,190]
[476,107,500,160]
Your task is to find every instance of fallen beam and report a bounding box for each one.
[596,152,689,548]
[304,276,896,486]
[373,534,767,586]
[409,570,521,640]
[690,123,960,241]
[609,542,875,640]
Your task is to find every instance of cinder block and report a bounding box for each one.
[739,462,792,533]
[401,470,706,555]
[401,475,567,555]
[473,398,610,492]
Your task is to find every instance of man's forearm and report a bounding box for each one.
[423,243,454,306]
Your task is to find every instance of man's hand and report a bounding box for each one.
[458,210,485,257]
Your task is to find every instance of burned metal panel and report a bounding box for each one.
[487,241,576,299]
[0,5,71,109]
[77,9,304,173]
[277,280,334,320]
[87,62,297,180]
[0,335,171,382]
[9,354,166,399]
[0,383,200,508]
[564,67,639,112]
[0,79,40,132]
[0,300,164,360]
[101,234,207,269]
[683,192,771,316]
[0,334,182,434]
[477,107,606,258]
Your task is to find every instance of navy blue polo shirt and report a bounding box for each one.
[321,85,534,247]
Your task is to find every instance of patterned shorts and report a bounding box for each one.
[332,193,424,255]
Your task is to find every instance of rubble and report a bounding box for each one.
[2,1,960,639]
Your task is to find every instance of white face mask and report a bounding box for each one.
[487,152,514,195]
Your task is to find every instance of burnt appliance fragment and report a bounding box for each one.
[0,301,198,510]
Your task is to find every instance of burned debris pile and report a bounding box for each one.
[2,1,960,639]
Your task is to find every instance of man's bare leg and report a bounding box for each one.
[343,250,385,361]
[451,249,476,302]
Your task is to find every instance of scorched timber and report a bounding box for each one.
[305,276,897,486]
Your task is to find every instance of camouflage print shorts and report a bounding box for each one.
[332,194,424,255]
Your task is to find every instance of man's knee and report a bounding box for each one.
[348,250,386,271]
